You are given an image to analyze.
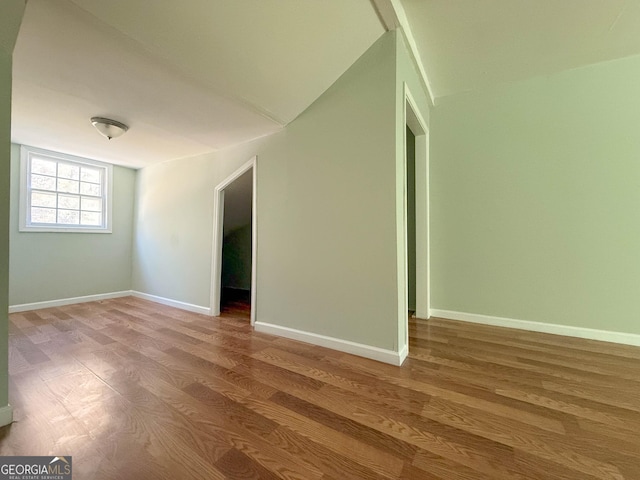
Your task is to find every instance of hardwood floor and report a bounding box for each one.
[2,297,640,479]
[220,288,251,313]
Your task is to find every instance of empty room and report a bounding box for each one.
[1,1,640,479]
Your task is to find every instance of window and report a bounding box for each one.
[20,146,113,233]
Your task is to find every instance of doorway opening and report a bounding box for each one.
[406,125,417,318]
[211,157,257,324]
[400,84,429,359]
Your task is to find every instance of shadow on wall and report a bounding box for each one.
[221,223,252,299]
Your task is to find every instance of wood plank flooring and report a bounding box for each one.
[1,297,640,479]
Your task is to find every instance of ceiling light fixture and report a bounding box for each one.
[91,117,129,140]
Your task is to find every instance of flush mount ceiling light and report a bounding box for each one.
[91,117,129,140]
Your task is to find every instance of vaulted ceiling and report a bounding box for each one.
[11,0,383,168]
[399,0,640,99]
[10,0,640,168]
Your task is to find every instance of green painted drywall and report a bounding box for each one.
[1,0,25,417]
[0,50,12,416]
[252,32,398,349]
[133,32,399,350]
[0,0,25,55]
[133,151,226,305]
[431,53,640,335]
[222,224,252,291]
[9,144,136,305]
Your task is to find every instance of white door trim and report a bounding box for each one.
[210,156,257,325]
[401,83,430,354]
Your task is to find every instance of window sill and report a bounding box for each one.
[19,226,113,234]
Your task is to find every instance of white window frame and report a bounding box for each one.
[19,145,113,233]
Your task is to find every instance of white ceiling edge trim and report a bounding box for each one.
[371,0,435,106]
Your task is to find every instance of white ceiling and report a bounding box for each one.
[400,0,640,100]
[13,0,640,168]
[11,0,384,168]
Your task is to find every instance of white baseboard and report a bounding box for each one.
[0,404,13,427]
[429,309,640,347]
[8,290,212,316]
[131,291,211,316]
[9,291,132,313]
[255,321,406,366]
[398,343,408,364]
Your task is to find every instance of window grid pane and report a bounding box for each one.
[31,191,56,208]
[58,194,80,210]
[31,207,56,224]
[31,158,57,176]
[57,178,80,194]
[81,196,102,212]
[27,153,108,229]
[81,167,101,184]
[80,182,101,197]
[58,163,80,180]
[81,211,102,226]
[31,174,57,191]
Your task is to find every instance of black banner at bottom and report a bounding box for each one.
[0,456,72,480]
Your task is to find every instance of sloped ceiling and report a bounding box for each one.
[11,0,384,168]
[13,0,640,168]
[400,0,640,100]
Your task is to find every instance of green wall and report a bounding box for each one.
[222,224,252,291]
[0,48,12,418]
[1,0,25,420]
[134,32,400,350]
[9,144,136,305]
[133,150,230,306]
[431,53,640,335]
